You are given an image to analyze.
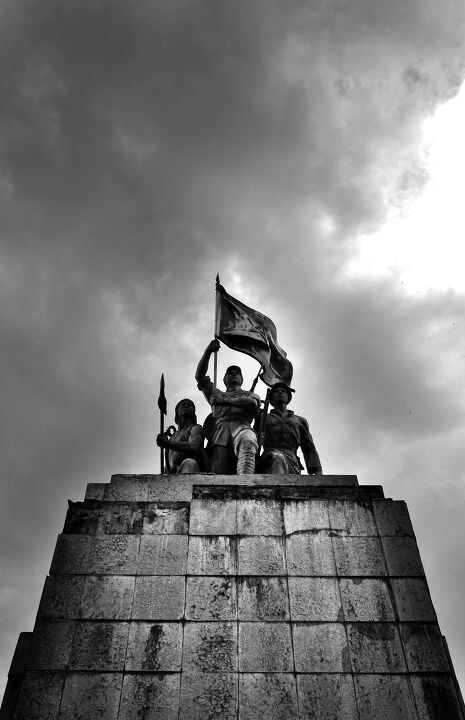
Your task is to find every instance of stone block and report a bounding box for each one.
[11,671,65,720]
[237,499,283,535]
[289,577,342,621]
[328,500,377,536]
[26,620,75,670]
[391,578,436,621]
[411,675,464,720]
[354,674,419,720]
[132,576,185,620]
[105,475,149,501]
[381,536,425,576]
[179,672,238,720]
[189,499,236,535]
[69,621,129,670]
[340,578,395,621]
[137,535,188,575]
[286,531,336,575]
[57,672,123,719]
[147,477,194,502]
[293,622,350,672]
[183,621,237,672]
[87,536,140,574]
[373,500,414,536]
[185,576,237,620]
[333,536,386,576]
[8,632,32,676]
[102,503,144,534]
[187,536,237,575]
[125,622,183,670]
[119,674,181,720]
[38,575,85,619]
[84,483,106,500]
[238,577,289,621]
[78,575,134,619]
[297,674,359,720]
[238,536,286,575]
[142,502,189,534]
[400,624,450,672]
[50,535,91,574]
[239,674,298,720]
[347,623,406,672]
[239,622,293,671]
[63,503,102,535]
[283,500,330,533]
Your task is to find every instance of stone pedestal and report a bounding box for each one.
[2,473,464,719]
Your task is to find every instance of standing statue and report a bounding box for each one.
[196,339,260,474]
[259,382,322,475]
[156,399,206,473]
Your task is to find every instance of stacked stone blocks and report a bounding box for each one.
[3,474,464,720]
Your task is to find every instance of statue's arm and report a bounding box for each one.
[195,339,220,383]
[300,418,323,475]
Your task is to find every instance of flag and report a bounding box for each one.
[215,282,293,387]
[157,373,167,415]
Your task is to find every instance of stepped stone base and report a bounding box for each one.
[2,473,464,720]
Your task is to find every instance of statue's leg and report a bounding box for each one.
[210,445,232,473]
[268,451,289,474]
[234,429,258,475]
[176,458,200,474]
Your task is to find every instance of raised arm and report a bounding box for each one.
[195,339,220,383]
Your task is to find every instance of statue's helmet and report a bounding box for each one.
[269,382,295,403]
[223,365,243,384]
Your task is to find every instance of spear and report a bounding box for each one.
[257,387,271,457]
[214,273,220,391]
[157,373,167,474]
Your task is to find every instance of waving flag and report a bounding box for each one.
[215,280,293,387]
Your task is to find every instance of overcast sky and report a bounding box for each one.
[1,0,465,698]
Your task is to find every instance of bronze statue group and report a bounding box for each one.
[156,339,322,477]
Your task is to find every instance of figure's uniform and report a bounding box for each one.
[197,375,260,473]
[168,423,204,474]
[260,409,322,475]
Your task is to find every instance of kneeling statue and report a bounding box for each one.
[156,399,206,473]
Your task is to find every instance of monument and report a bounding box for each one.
[1,279,464,719]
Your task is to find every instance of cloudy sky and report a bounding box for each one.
[1,0,465,698]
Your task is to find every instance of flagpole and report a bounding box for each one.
[214,274,220,391]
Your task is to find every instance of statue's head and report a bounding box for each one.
[223,365,243,390]
[269,382,295,407]
[175,398,197,425]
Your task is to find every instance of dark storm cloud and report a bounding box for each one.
[1,0,465,696]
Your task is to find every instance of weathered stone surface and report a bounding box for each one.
[391,578,436,621]
[185,577,237,620]
[84,483,106,500]
[286,531,336,575]
[190,499,236,535]
[125,622,182,670]
[238,536,286,575]
[26,620,75,670]
[38,575,85,619]
[238,622,293,671]
[183,622,237,672]
[411,675,464,720]
[400,624,450,671]
[69,621,129,670]
[119,674,180,720]
[328,500,377,536]
[373,500,414,536]
[58,672,123,719]
[237,499,283,535]
[50,535,91,574]
[102,503,144,534]
[289,577,341,621]
[86,536,140,574]
[297,674,359,720]
[354,674,418,720]
[179,672,238,720]
[105,475,149,501]
[78,576,135,619]
[11,672,64,720]
[239,674,298,720]
[142,502,189,534]
[293,622,350,672]
[333,536,386,576]
[137,535,188,575]
[63,503,102,535]
[148,477,194,502]
[187,536,236,575]
[8,632,32,676]
[340,578,395,621]
[238,577,289,621]
[381,536,425,576]
[132,576,185,620]
[347,623,406,672]
[283,500,330,533]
